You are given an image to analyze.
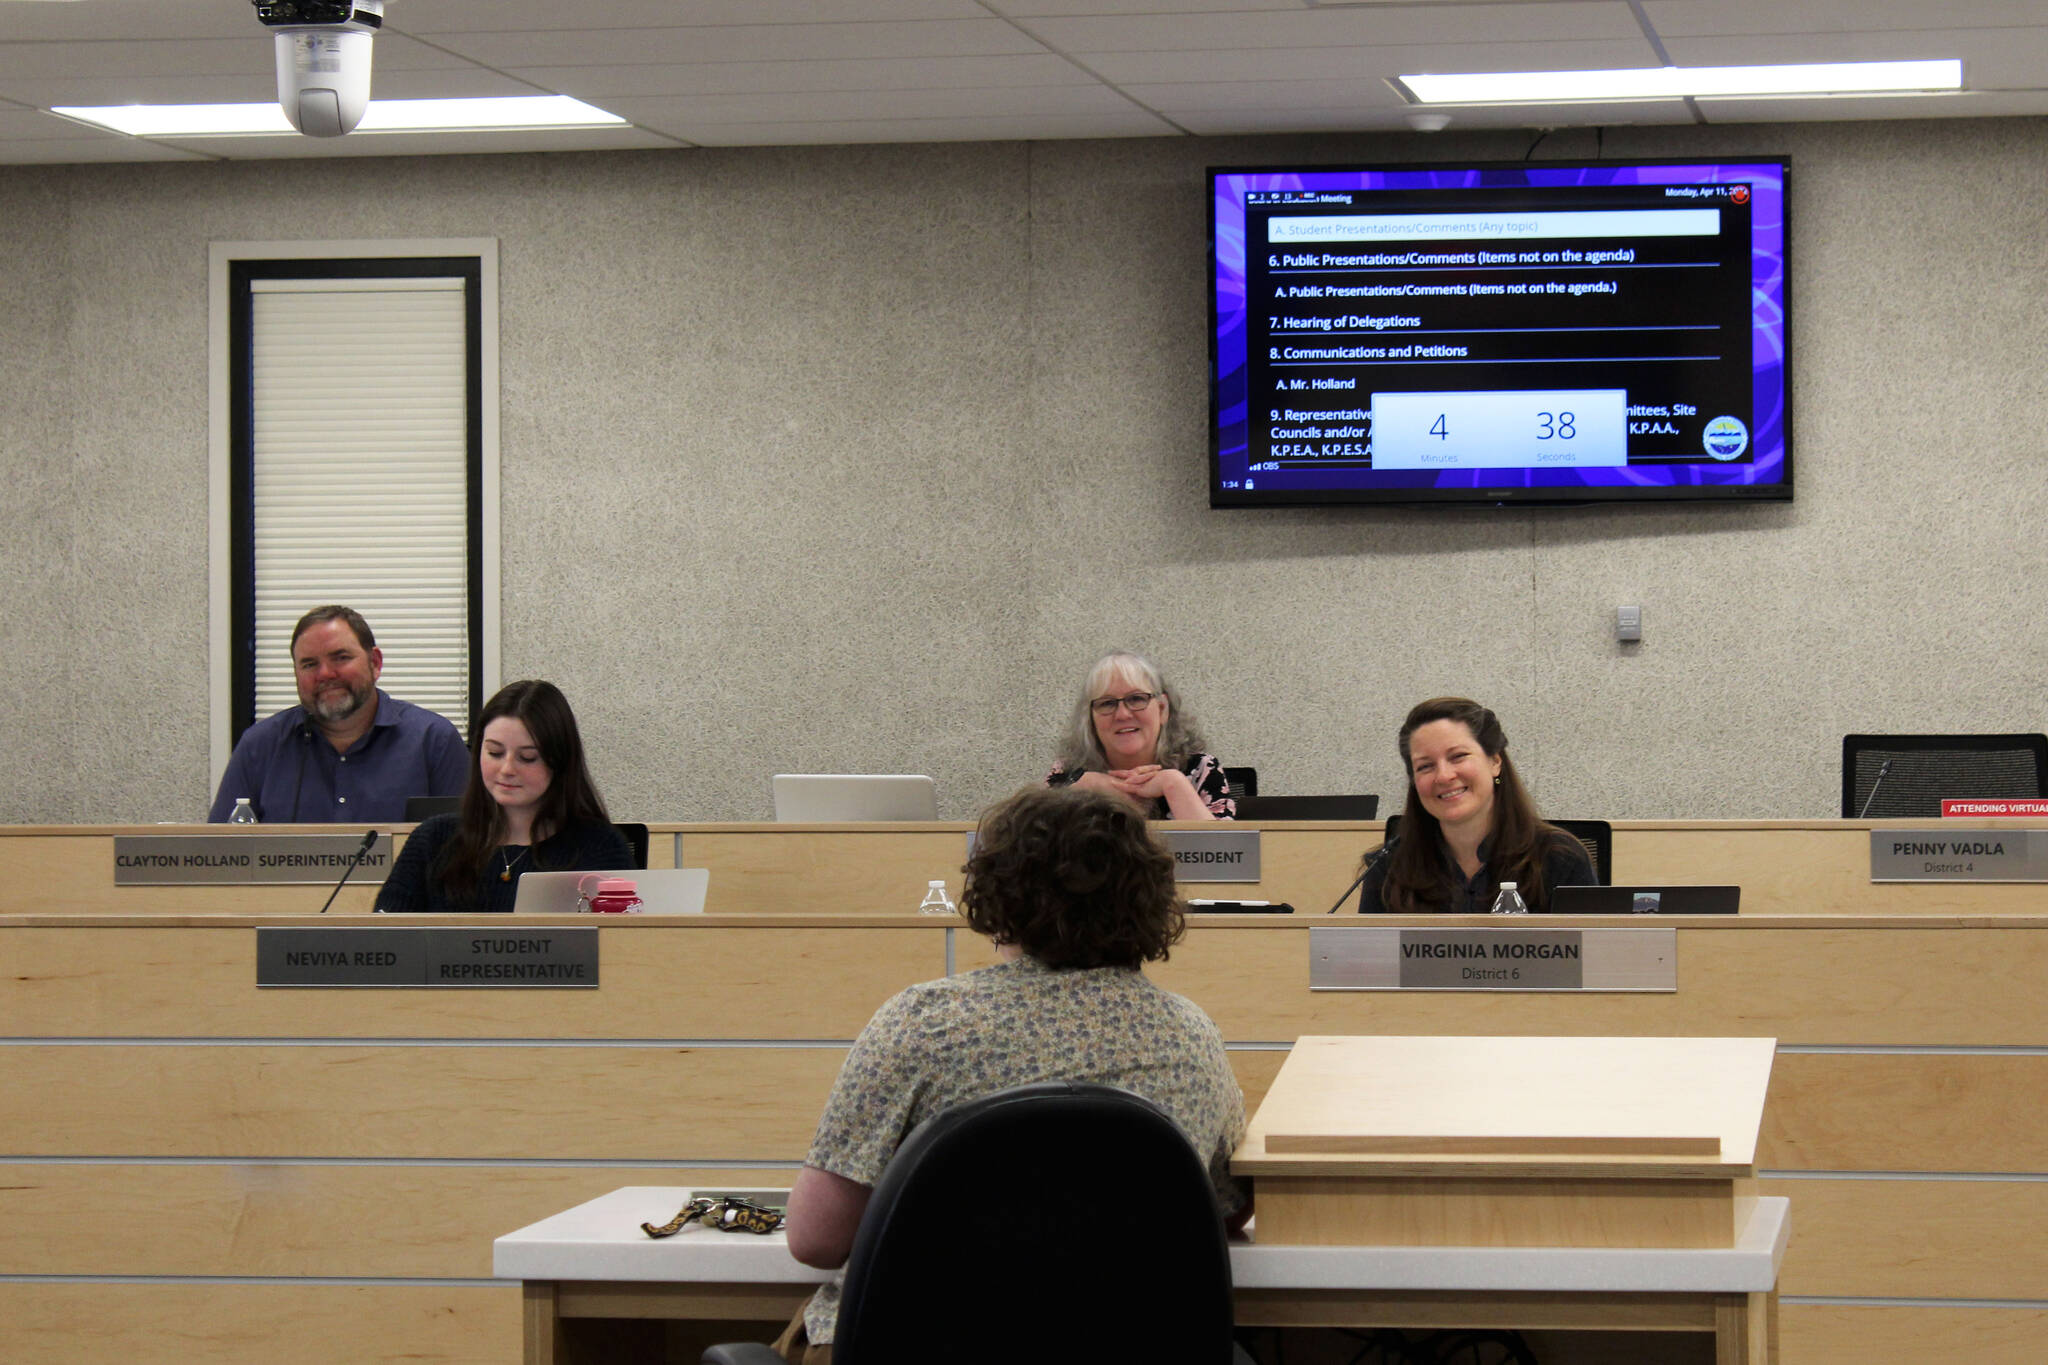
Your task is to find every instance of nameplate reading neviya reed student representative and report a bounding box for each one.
[256,928,598,987]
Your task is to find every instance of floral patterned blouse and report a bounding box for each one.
[1046,751,1237,819]
[799,956,1248,1342]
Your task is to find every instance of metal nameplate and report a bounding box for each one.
[1164,829,1260,883]
[256,928,599,988]
[1869,829,2048,882]
[1309,925,1676,992]
[115,834,394,886]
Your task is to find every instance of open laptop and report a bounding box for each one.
[1548,885,1740,916]
[511,868,710,915]
[771,774,938,822]
[1233,795,1379,821]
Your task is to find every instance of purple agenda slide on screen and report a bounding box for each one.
[1209,159,1789,506]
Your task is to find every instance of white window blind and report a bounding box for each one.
[249,277,472,735]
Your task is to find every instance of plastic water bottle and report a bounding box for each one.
[917,880,957,916]
[1490,880,1528,915]
[229,798,258,825]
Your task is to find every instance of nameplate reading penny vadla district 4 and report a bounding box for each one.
[1162,829,1260,883]
[116,834,394,885]
[1869,829,2048,882]
[1309,926,1676,992]
[256,928,598,988]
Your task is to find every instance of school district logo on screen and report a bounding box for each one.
[1702,415,1749,460]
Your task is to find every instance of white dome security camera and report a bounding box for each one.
[252,0,385,137]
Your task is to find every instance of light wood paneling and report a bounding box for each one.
[14,820,2048,918]
[8,1049,2034,1192]
[0,829,385,915]
[2,1282,521,1365]
[16,915,2048,1047]
[0,824,675,917]
[1617,823,2048,916]
[1180,823,1383,915]
[677,826,971,914]
[1762,1052,2048,1171]
[1158,921,2048,1046]
[0,923,945,1039]
[1763,1176,2048,1299]
[0,1163,793,1278]
[1780,1304,2048,1364]
[1254,1175,1740,1249]
[0,1044,847,1159]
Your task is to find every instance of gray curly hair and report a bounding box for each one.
[1052,650,1208,775]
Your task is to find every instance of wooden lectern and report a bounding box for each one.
[1231,1035,1783,1361]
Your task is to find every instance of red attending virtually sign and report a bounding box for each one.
[1940,799,2048,817]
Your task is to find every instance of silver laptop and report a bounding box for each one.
[510,868,710,915]
[771,773,938,822]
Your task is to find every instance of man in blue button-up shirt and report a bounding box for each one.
[208,606,469,823]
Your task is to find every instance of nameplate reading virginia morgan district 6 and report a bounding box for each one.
[1309,925,1676,992]
[1163,829,1260,883]
[256,928,598,988]
[1869,829,2048,882]
[116,834,394,885]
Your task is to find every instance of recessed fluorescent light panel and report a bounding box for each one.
[53,95,626,138]
[1396,59,1963,105]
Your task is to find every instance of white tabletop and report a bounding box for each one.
[494,1186,1788,1295]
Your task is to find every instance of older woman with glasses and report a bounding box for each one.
[1045,650,1234,820]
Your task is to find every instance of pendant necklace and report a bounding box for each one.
[500,845,530,882]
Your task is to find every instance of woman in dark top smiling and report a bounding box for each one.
[1358,696,1592,914]
[377,680,629,913]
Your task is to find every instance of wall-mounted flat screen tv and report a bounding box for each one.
[1209,157,1790,506]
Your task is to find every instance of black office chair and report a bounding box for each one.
[613,822,650,870]
[1842,734,2048,818]
[1382,814,1612,887]
[1222,765,1259,799]
[703,1081,1251,1365]
[1235,794,1379,821]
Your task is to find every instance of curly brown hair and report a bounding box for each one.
[961,785,1186,969]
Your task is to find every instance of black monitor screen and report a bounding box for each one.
[1209,157,1790,506]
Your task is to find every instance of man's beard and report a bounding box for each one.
[308,681,372,725]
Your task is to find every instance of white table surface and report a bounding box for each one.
[494,1186,1788,1295]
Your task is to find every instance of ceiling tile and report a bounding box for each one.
[504,54,1095,100]
[3,0,2047,163]
[0,32,479,81]
[396,0,989,31]
[1123,76,1410,113]
[990,0,1305,15]
[1643,0,2048,38]
[665,109,1178,144]
[1082,38,1659,84]
[1660,28,2047,90]
[0,0,253,42]
[431,20,1046,69]
[606,83,1141,128]
[1024,2,1638,51]
[1169,97,1699,134]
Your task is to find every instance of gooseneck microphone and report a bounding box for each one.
[319,828,380,914]
[1324,839,1396,914]
[1857,758,1894,819]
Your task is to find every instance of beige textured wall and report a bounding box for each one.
[1,119,2044,826]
